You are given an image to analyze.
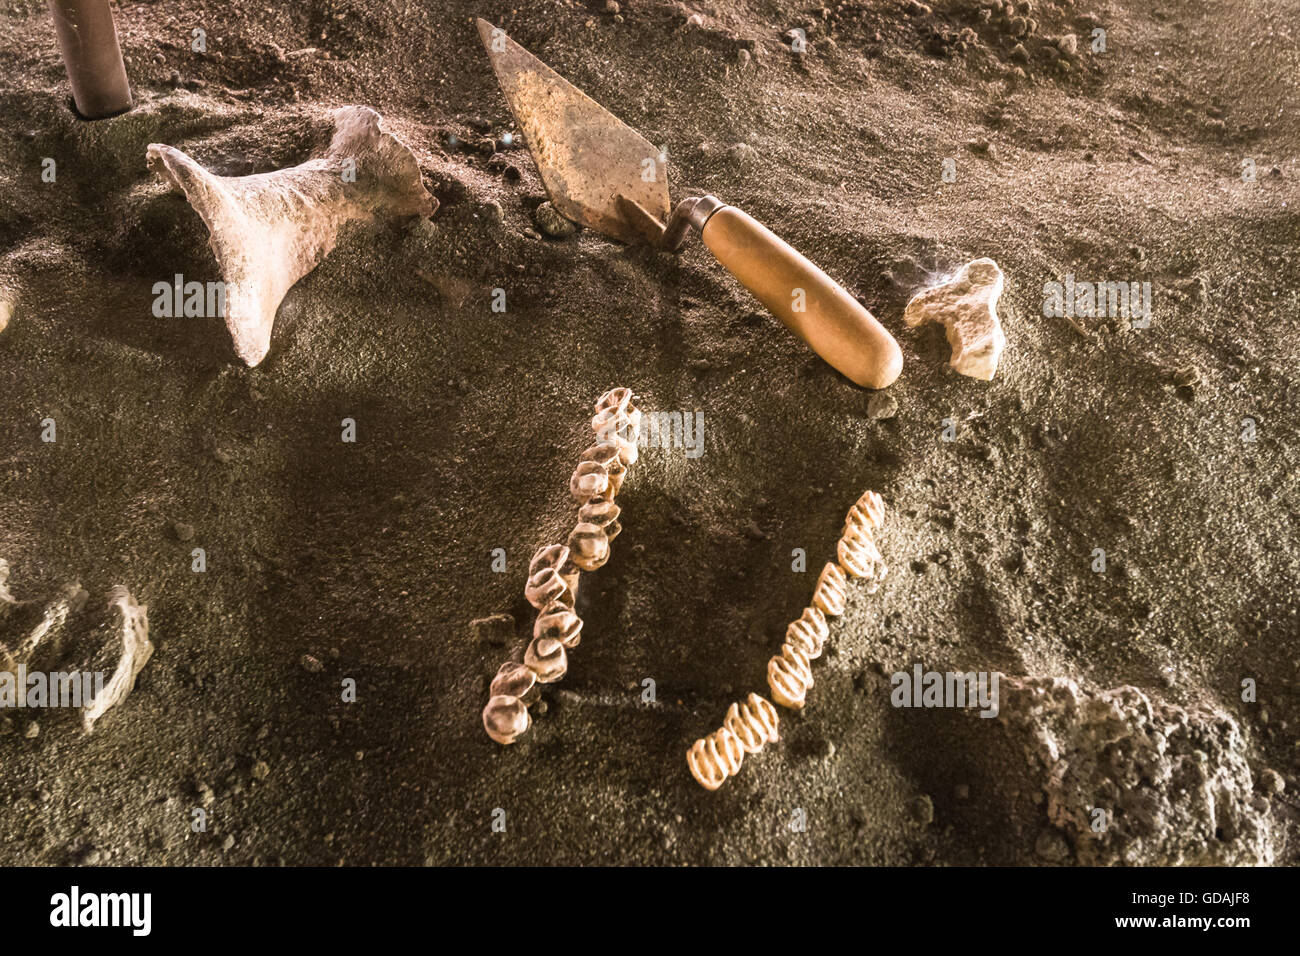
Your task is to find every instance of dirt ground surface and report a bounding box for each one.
[0,0,1297,865]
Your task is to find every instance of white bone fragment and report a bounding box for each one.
[903,258,1006,380]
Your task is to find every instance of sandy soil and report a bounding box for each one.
[0,0,1297,865]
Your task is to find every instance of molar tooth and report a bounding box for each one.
[567,521,610,572]
[812,562,847,617]
[489,661,539,705]
[482,694,532,745]
[686,727,744,791]
[767,643,814,710]
[524,635,568,683]
[578,498,622,542]
[837,524,883,579]
[524,565,570,610]
[785,606,829,659]
[724,693,780,754]
[570,460,610,503]
[534,601,583,649]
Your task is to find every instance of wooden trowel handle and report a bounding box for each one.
[699,204,902,389]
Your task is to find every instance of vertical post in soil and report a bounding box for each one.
[48,0,132,119]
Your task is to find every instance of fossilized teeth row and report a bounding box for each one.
[764,491,889,712]
[686,693,780,791]
[482,389,641,745]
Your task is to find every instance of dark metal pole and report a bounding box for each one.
[48,0,132,119]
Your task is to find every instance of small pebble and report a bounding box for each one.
[1260,768,1285,795]
[867,392,898,420]
[301,654,324,673]
[171,521,195,542]
[1034,828,1071,862]
[911,794,935,824]
[533,201,578,238]
[727,142,759,165]
[469,613,515,646]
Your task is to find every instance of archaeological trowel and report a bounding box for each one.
[476,19,902,389]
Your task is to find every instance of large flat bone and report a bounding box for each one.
[903,257,1006,380]
[147,106,434,366]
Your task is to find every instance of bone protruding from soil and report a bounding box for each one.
[0,559,90,675]
[146,106,434,366]
[82,586,153,734]
[903,258,1006,380]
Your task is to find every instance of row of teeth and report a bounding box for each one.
[686,490,888,791]
[481,388,642,745]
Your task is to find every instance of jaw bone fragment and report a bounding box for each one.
[82,586,153,734]
[903,258,1006,381]
[146,106,435,366]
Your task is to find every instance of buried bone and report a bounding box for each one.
[844,489,886,534]
[82,586,153,734]
[903,258,1006,380]
[0,560,89,675]
[592,388,642,465]
[693,490,889,786]
[147,106,434,366]
[838,524,884,580]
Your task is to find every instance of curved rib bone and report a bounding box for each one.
[147,106,434,366]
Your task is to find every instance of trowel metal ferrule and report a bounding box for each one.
[618,195,726,252]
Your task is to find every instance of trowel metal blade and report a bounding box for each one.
[476,19,670,244]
